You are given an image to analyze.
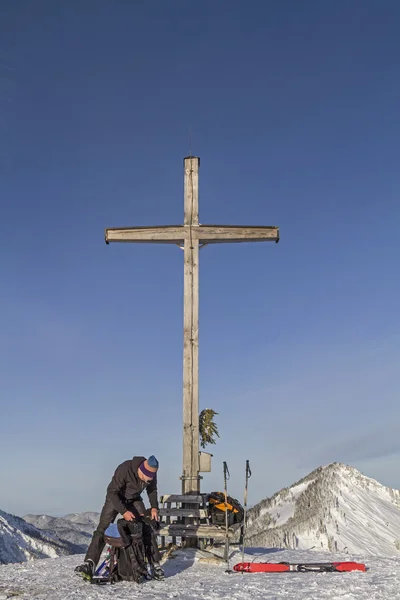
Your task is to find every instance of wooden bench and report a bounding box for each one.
[157,494,242,549]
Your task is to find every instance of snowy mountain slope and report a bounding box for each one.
[0,510,83,565]
[245,462,400,556]
[24,512,99,535]
[23,512,99,550]
[63,512,99,532]
[0,547,399,600]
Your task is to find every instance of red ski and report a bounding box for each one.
[233,561,366,573]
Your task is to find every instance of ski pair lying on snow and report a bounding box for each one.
[233,561,367,573]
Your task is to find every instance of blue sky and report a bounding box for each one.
[0,0,399,517]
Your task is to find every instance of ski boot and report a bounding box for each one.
[149,562,165,580]
[74,559,95,582]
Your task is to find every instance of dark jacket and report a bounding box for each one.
[106,456,159,515]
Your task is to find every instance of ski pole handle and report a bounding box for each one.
[223,461,230,481]
[246,460,252,480]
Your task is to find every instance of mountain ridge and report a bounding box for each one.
[245,462,400,556]
[22,512,99,551]
[0,509,84,565]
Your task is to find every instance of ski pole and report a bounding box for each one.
[241,460,252,567]
[223,461,230,568]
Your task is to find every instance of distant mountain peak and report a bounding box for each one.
[246,463,400,556]
[0,509,83,565]
[22,512,100,555]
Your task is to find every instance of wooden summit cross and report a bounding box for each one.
[105,156,279,496]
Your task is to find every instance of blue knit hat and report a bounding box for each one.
[138,455,159,479]
[147,455,159,468]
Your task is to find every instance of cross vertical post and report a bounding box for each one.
[104,156,280,538]
[182,156,200,495]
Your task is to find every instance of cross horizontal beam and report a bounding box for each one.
[105,225,279,244]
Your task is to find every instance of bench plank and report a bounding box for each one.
[160,494,209,504]
[159,508,208,518]
[157,523,241,538]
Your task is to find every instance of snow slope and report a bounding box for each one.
[24,512,99,535]
[0,546,399,600]
[246,462,400,556]
[63,512,99,531]
[23,512,99,551]
[0,510,82,565]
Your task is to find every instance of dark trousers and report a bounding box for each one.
[85,499,161,567]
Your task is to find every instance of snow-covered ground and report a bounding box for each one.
[1,546,400,599]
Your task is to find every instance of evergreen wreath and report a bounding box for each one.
[199,408,220,449]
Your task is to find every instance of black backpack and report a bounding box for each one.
[208,492,244,527]
[92,519,147,584]
[93,517,161,586]
[109,520,149,584]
